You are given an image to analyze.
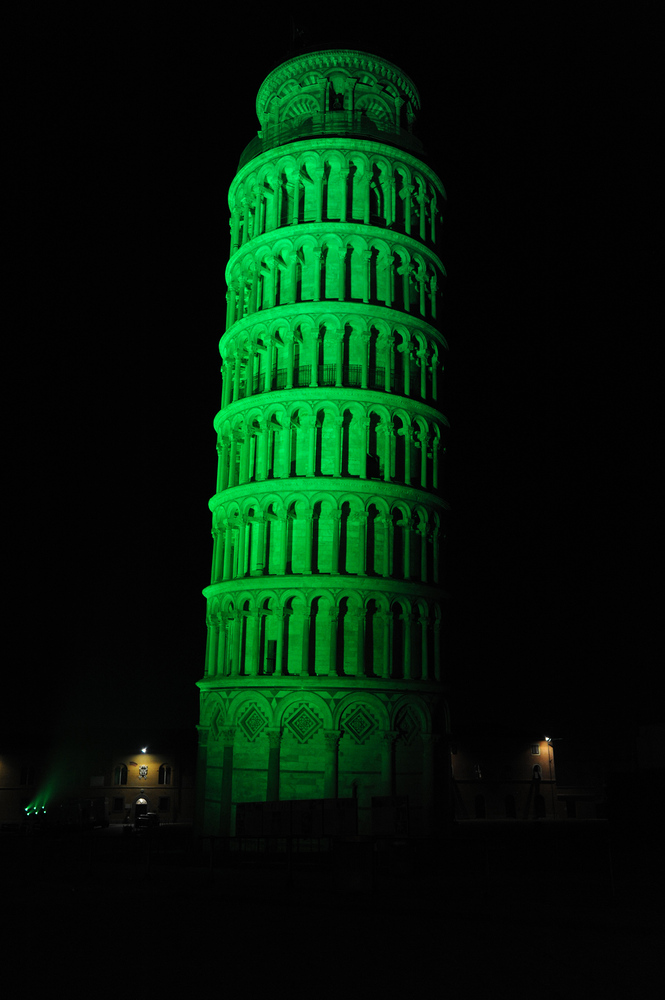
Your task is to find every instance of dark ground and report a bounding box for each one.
[4,822,662,994]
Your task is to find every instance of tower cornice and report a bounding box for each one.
[256,49,421,124]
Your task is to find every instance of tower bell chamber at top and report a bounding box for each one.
[196,48,449,836]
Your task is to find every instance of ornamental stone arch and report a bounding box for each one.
[202,692,228,734]
[280,89,321,123]
[333,691,391,733]
[228,688,274,731]
[276,692,333,747]
[391,693,432,734]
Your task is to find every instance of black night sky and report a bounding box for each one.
[7,7,659,754]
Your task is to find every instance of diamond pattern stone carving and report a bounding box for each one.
[239,706,267,742]
[286,705,322,744]
[396,707,419,745]
[344,707,377,744]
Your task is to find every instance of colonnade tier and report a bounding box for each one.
[208,484,446,586]
[219,306,447,408]
[202,585,443,683]
[212,396,446,501]
[229,139,444,255]
[225,222,444,330]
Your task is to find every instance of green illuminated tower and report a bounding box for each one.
[196,48,448,836]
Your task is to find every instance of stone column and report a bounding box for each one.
[353,607,366,676]
[313,166,324,223]
[230,207,240,253]
[421,733,436,835]
[258,420,270,480]
[362,249,372,302]
[354,511,367,575]
[277,513,288,576]
[329,509,341,574]
[217,618,228,675]
[381,516,392,578]
[403,517,412,580]
[380,420,392,482]
[252,514,266,576]
[419,615,429,679]
[385,334,395,392]
[338,248,348,300]
[217,438,228,492]
[304,414,316,477]
[211,528,223,583]
[295,607,311,676]
[323,731,341,799]
[313,248,323,301]
[418,349,428,400]
[377,612,390,678]
[328,607,339,675]
[418,523,428,583]
[403,182,414,235]
[402,611,412,679]
[222,521,233,581]
[403,427,412,485]
[302,512,313,574]
[360,333,370,389]
[340,169,349,222]
[431,356,439,403]
[430,272,438,320]
[285,332,294,389]
[274,608,285,675]
[232,350,242,402]
[332,415,343,477]
[379,731,398,797]
[236,515,247,577]
[240,196,249,244]
[358,417,369,479]
[221,360,232,408]
[403,345,412,396]
[247,608,260,676]
[205,617,218,677]
[230,611,242,676]
[265,337,274,391]
[433,619,441,681]
[418,429,428,488]
[333,333,344,386]
[266,730,282,801]
[219,726,236,836]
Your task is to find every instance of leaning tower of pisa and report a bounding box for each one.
[196,48,449,837]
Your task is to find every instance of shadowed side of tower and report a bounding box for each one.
[196,49,449,837]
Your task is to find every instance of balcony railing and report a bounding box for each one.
[238,112,425,168]
[235,365,391,399]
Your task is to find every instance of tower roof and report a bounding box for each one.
[256,48,421,128]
